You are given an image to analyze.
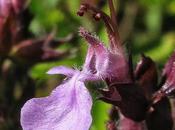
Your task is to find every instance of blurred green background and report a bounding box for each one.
[1,0,175,129]
[28,0,175,130]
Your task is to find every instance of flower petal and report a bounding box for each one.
[83,46,96,74]
[79,27,108,76]
[21,73,92,130]
[79,27,130,82]
[47,66,76,77]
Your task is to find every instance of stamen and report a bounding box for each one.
[107,0,121,50]
[93,13,101,21]
[80,4,87,11]
[77,10,84,16]
[77,3,114,32]
[108,0,117,28]
[77,3,121,52]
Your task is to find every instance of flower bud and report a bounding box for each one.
[13,38,69,64]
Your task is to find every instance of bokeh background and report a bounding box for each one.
[0,0,175,129]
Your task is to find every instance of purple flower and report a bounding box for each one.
[79,27,131,83]
[20,1,137,128]
[77,2,149,122]
[21,26,126,130]
[20,46,95,130]
[21,67,92,130]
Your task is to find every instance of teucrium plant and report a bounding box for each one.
[21,0,175,130]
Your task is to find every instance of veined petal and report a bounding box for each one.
[83,46,96,73]
[47,66,76,77]
[21,73,92,130]
[79,27,130,82]
[94,45,108,76]
[79,27,109,77]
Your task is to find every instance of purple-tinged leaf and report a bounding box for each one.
[14,39,69,63]
[135,54,155,80]
[135,54,158,99]
[21,73,92,130]
[100,83,148,121]
[162,51,175,78]
[162,63,175,96]
[159,51,175,96]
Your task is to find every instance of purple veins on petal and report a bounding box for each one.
[83,46,96,74]
[79,27,108,78]
[21,73,92,130]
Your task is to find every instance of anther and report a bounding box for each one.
[77,10,84,16]
[93,13,101,21]
[80,4,87,11]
